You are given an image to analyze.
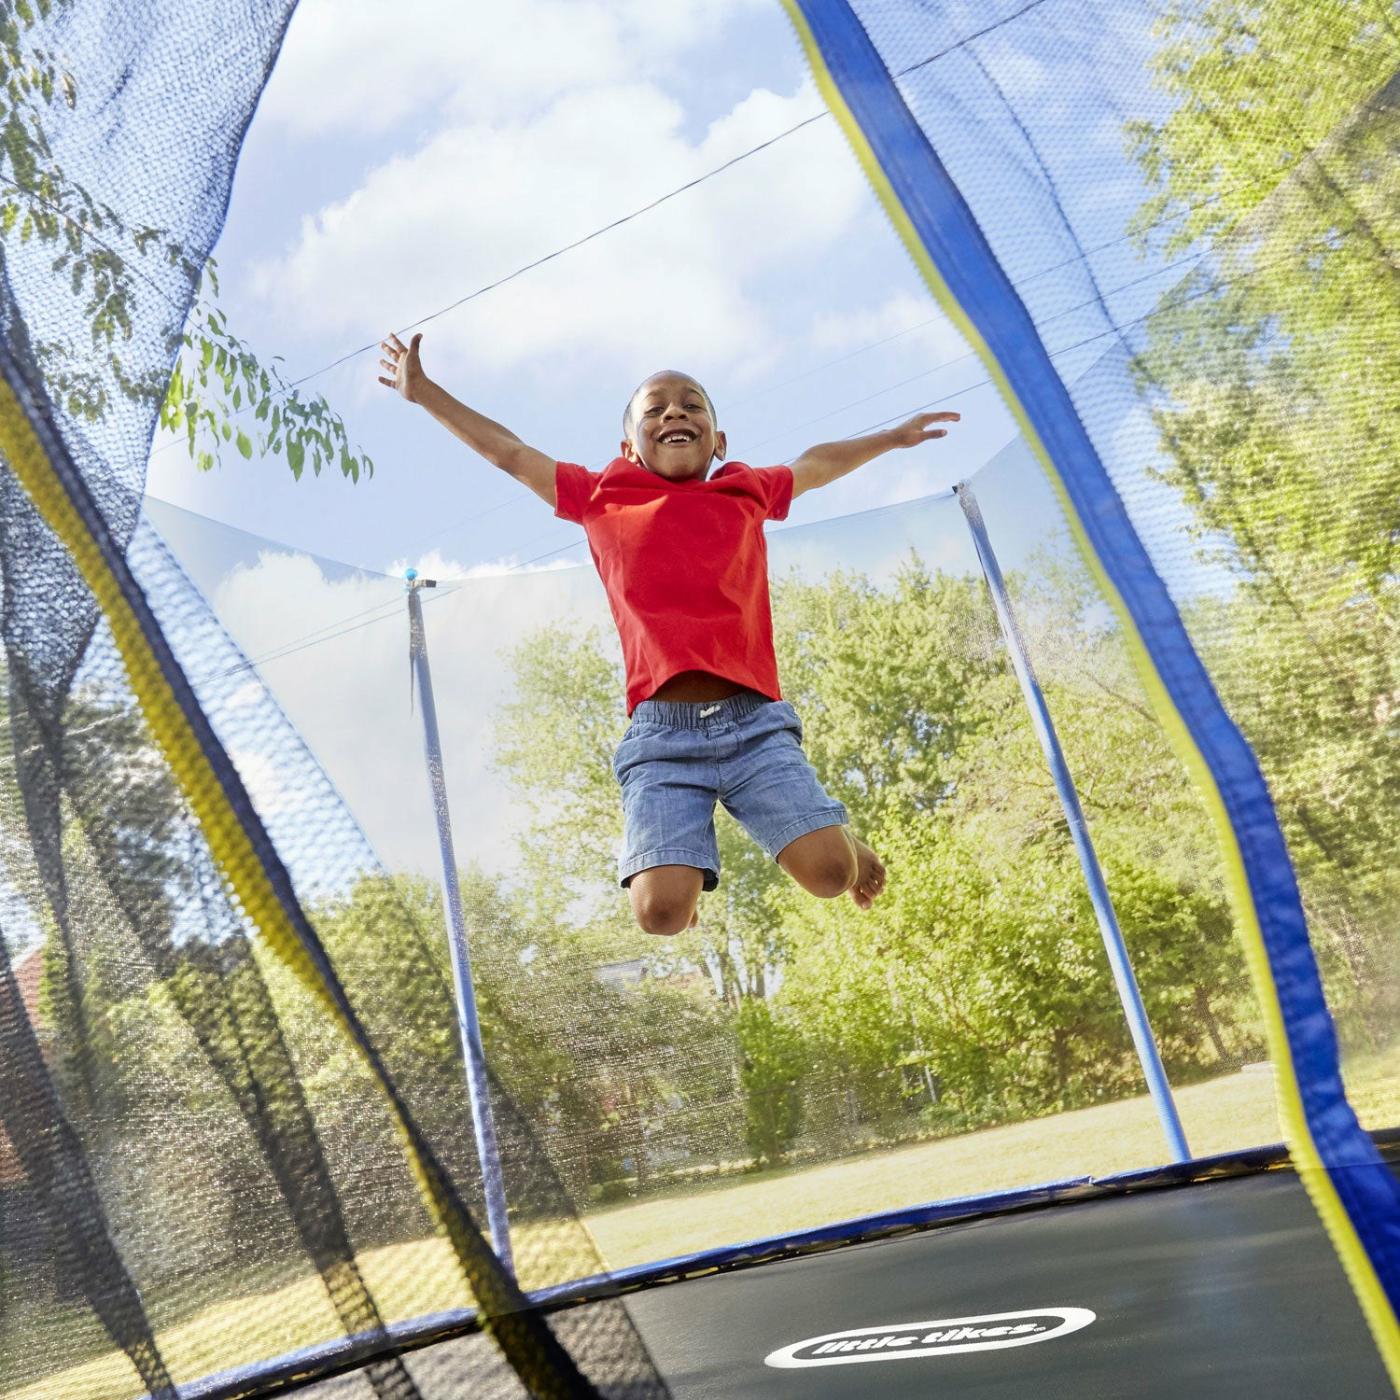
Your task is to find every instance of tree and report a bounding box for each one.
[775,555,1261,1131]
[1127,0,1400,1044]
[495,623,789,1006]
[2,1,371,482]
[773,561,1005,835]
[271,869,736,1203]
[733,999,806,1167]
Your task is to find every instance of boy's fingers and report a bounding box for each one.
[409,332,423,356]
[376,375,395,387]
[379,359,396,373]
[387,332,406,351]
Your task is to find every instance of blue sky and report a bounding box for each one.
[131,0,1226,886]
[144,0,1027,575]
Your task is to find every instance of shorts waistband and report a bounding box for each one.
[631,690,773,730]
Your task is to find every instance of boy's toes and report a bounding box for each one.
[848,838,886,910]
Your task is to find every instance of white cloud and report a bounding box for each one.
[250,74,866,384]
[386,546,586,581]
[805,291,963,363]
[209,546,612,879]
[259,0,763,138]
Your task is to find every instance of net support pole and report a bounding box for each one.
[955,483,1190,1164]
[405,571,515,1274]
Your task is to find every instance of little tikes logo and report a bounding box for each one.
[765,1307,1096,1369]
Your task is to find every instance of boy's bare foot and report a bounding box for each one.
[850,839,886,910]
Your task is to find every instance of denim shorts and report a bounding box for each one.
[612,691,848,891]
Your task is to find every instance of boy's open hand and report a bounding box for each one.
[889,410,960,448]
[378,331,425,403]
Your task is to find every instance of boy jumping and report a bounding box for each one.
[380,333,958,935]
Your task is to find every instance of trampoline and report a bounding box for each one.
[1,1,1398,1398]
[624,1154,1398,1398]
[185,1143,1400,1398]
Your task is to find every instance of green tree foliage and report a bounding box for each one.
[258,869,734,1204]
[496,623,790,1005]
[774,562,1004,833]
[1,1,370,481]
[495,552,1264,1168]
[1128,0,1400,1039]
[733,999,806,1166]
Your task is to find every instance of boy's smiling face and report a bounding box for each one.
[621,371,726,481]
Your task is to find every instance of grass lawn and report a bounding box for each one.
[13,1059,1399,1400]
[585,1064,1285,1267]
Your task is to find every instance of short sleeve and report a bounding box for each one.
[554,461,598,523]
[754,465,794,522]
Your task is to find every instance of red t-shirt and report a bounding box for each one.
[555,458,793,714]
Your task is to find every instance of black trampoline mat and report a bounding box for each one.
[619,1169,1393,1398]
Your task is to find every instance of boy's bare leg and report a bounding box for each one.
[629,865,704,936]
[779,826,886,909]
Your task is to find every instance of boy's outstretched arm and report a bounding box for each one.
[789,411,960,500]
[378,331,556,506]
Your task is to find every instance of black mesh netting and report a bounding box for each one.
[2,0,1397,1395]
[0,1,665,1396]
[836,0,1399,1109]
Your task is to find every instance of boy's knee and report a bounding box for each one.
[633,894,693,936]
[629,870,701,936]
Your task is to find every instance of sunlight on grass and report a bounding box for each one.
[16,1061,1399,1400]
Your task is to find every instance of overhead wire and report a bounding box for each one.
[149,0,1330,658]
[392,198,1251,565]
[393,159,1301,564]
[403,220,1256,563]
[215,232,1316,684]
[275,0,1056,395]
[139,0,1295,586]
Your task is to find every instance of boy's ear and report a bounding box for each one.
[714,429,727,462]
[620,437,641,464]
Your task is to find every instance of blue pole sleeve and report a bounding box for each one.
[957,483,1190,1164]
[406,583,515,1273]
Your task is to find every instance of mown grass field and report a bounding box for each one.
[15,1057,1399,1400]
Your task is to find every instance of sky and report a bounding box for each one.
[144,0,1028,577]
[129,0,1214,889]
[145,471,1008,883]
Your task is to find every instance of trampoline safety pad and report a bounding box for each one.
[619,1168,1391,1398]
[286,1166,1396,1397]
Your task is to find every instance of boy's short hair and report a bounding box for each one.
[623,372,716,439]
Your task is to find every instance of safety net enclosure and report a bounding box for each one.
[0,0,665,1397]
[0,1,1397,1400]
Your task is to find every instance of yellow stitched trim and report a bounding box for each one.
[778,3,1400,1388]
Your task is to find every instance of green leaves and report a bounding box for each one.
[157,269,375,483]
[0,9,373,488]
[496,549,1268,1157]
[1127,0,1400,1042]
